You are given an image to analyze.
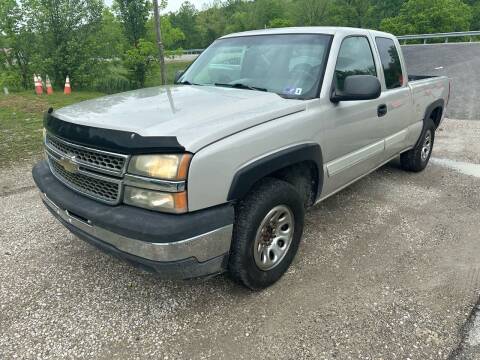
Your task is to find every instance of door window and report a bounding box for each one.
[375,37,404,89]
[334,36,377,92]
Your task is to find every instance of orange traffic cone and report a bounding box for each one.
[64,76,71,95]
[34,74,43,95]
[46,75,53,95]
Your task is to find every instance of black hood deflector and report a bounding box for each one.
[44,112,186,155]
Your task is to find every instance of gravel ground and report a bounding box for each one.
[1,119,479,359]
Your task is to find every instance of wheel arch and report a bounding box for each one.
[423,99,445,129]
[227,144,324,205]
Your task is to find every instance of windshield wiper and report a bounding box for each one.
[177,80,202,86]
[214,83,268,92]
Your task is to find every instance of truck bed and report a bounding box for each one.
[408,75,450,125]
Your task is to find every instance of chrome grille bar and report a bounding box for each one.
[45,133,129,177]
[47,154,122,205]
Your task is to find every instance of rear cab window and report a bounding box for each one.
[375,37,404,89]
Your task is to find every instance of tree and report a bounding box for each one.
[3,0,479,93]
[381,0,472,35]
[147,17,185,49]
[471,1,480,30]
[33,0,104,87]
[170,1,200,48]
[97,8,127,60]
[326,0,373,28]
[224,11,251,33]
[195,4,227,47]
[123,39,157,87]
[370,0,406,20]
[0,0,38,88]
[251,0,287,29]
[114,0,151,47]
[268,18,293,28]
[294,0,330,26]
[113,0,154,87]
[1,0,104,88]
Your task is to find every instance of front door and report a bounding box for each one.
[320,35,386,197]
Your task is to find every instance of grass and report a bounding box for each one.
[0,61,194,167]
[0,91,105,167]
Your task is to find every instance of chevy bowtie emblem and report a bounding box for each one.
[58,156,79,174]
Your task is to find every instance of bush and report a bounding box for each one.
[123,39,157,88]
[93,73,132,94]
[92,64,134,94]
[0,70,24,92]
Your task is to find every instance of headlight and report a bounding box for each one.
[124,186,187,213]
[128,154,192,180]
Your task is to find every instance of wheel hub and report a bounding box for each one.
[253,205,294,271]
[421,130,432,161]
[260,222,275,245]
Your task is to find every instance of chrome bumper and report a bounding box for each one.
[41,192,233,263]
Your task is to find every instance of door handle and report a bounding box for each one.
[377,104,388,117]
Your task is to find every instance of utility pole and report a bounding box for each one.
[153,0,167,85]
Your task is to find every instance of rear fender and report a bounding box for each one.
[423,99,445,128]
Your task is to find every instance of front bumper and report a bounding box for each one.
[32,161,234,279]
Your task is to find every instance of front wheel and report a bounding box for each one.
[400,119,435,172]
[228,178,305,290]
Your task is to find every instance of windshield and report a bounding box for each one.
[178,34,332,99]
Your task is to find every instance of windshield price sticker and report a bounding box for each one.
[284,87,303,95]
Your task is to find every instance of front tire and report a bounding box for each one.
[228,178,305,290]
[400,119,435,172]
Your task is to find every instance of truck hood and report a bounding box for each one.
[53,85,306,152]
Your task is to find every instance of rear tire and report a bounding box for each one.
[228,178,305,290]
[400,119,435,172]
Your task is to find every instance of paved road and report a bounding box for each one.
[402,43,480,120]
[1,119,479,359]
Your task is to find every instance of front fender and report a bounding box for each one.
[227,144,323,201]
[186,108,321,212]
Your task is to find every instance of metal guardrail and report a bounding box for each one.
[398,31,480,44]
[182,49,204,55]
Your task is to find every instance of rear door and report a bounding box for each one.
[320,34,387,197]
[372,36,415,157]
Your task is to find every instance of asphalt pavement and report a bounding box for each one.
[1,118,479,359]
[402,43,480,120]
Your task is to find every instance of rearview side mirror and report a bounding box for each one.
[331,75,381,102]
[174,70,185,84]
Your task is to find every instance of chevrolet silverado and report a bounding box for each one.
[33,27,450,289]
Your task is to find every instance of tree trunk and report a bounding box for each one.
[153,0,167,85]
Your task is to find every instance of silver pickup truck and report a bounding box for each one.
[33,27,450,289]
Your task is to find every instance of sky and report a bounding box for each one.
[104,0,209,13]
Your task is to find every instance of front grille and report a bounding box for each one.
[48,155,121,204]
[46,134,127,175]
